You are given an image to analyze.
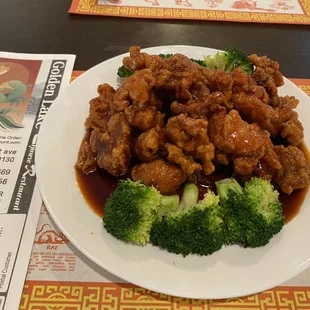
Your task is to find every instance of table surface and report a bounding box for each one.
[1,0,310,78]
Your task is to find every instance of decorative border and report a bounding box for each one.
[291,78,310,96]
[19,281,310,309]
[69,0,310,25]
[70,70,84,82]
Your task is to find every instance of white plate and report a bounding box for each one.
[35,46,310,299]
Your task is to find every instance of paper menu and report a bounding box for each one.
[0,52,75,310]
[69,0,310,24]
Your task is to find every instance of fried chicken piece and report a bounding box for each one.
[125,105,165,131]
[166,114,209,152]
[156,54,209,101]
[208,91,233,111]
[112,69,156,111]
[214,149,231,166]
[208,110,269,157]
[253,161,275,180]
[170,91,230,118]
[231,67,303,146]
[257,98,304,145]
[235,140,282,177]
[258,107,293,136]
[75,132,97,174]
[123,46,167,73]
[232,92,303,146]
[261,144,282,170]
[166,53,201,73]
[170,100,209,118]
[279,95,299,110]
[166,143,202,176]
[233,156,260,175]
[281,118,304,146]
[248,54,284,106]
[166,114,215,174]
[90,112,132,177]
[232,68,257,93]
[196,143,216,175]
[191,81,210,101]
[274,146,310,194]
[124,50,212,104]
[209,110,273,175]
[232,92,275,122]
[85,83,115,131]
[203,69,234,101]
[131,159,186,194]
[149,89,163,109]
[135,127,166,162]
[248,54,284,87]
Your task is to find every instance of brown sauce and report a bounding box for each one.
[76,141,310,224]
[279,142,310,223]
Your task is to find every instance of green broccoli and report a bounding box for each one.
[190,58,206,67]
[117,66,133,78]
[150,184,225,256]
[216,178,243,203]
[159,53,173,59]
[158,195,179,216]
[216,177,284,247]
[103,179,163,245]
[204,48,254,74]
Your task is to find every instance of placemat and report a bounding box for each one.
[69,0,310,24]
[19,72,310,310]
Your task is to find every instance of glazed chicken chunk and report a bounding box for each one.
[76,46,310,196]
[131,159,186,194]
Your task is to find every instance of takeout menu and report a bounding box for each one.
[18,73,310,310]
[0,53,75,310]
[69,0,310,24]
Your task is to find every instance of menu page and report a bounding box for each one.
[0,52,75,310]
[69,0,310,24]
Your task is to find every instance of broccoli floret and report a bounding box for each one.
[158,195,179,216]
[159,53,173,59]
[216,178,243,203]
[204,48,254,74]
[242,178,284,247]
[117,66,134,78]
[103,179,162,245]
[190,58,206,67]
[216,177,284,247]
[150,184,225,256]
[216,178,245,245]
[179,183,199,210]
[203,51,227,71]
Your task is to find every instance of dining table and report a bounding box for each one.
[1,0,310,77]
[1,0,310,309]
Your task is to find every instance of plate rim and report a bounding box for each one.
[35,45,310,299]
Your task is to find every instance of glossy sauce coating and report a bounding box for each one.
[76,140,310,223]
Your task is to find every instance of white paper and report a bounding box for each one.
[0,52,75,310]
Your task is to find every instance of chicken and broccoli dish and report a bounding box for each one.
[75,46,310,257]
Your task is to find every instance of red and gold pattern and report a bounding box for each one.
[291,78,310,96]
[69,0,310,24]
[70,70,84,82]
[19,281,310,310]
[20,73,309,310]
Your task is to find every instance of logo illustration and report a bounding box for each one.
[35,224,68,244]
[0,62,31,131]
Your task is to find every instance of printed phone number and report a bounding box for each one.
[0,169,11,185]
